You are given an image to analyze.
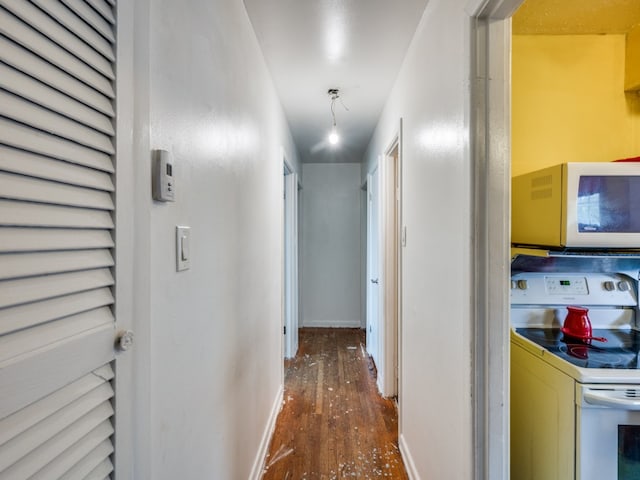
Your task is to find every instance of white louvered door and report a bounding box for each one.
[0,1,118,478]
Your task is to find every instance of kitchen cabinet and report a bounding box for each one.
[511,340,575,480]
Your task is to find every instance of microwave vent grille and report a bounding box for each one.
[529,174,553,201]
[531,188,552,200]
[531,174,553,188]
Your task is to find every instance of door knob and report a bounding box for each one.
[371,278,379,284]
[115,330,134,352]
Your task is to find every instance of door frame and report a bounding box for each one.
[468,0,524,477]
[366,166,380,361]
[113,1,139,477]
[378,122,403,398]
[115,1,153,476]
[283,152,299,359]
[360,179,368,332]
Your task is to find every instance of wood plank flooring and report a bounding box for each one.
[262,328,408,479]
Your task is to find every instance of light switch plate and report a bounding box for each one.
[176,226,191,271]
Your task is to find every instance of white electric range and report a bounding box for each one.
[511,257,640,480]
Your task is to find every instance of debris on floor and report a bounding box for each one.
[264,444,294,470]
[262,328,408,479]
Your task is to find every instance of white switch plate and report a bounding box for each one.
[176,226,191,271]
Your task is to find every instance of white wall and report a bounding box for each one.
[363,0,474,477]
[301,163,362,328]
[125,1,301,478]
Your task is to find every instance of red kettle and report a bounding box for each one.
[561,306,607,343]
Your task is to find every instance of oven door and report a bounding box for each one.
[577,384,640,480]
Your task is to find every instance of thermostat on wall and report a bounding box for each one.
[152,149,175,202]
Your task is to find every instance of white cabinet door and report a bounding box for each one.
[0,1,119,477]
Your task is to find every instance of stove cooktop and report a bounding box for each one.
[516,328,640,370]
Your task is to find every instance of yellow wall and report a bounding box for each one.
[627,24,640,90]
[512,35,640,177]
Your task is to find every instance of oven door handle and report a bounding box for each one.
[584,391,640,410]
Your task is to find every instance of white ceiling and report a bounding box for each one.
[243,0,430,163]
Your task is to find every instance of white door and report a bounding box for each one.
[367,167,380,360]
[284,167,299,358]
[0,1,120,477]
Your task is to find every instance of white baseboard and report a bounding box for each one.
[249,385,284,480]
[376,371,385,397]
[399,433,420,480]
[301,320,362,328]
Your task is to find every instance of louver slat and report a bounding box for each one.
[0,146,114,191]
[0,118,114,172]
[0,172,114,210]
[58,440,114,480]
[86,0,116,25]
[0,250,114,281]
[1,415,114,479]
[0,64,114,135]
[0,200,114,229]
[2,0,114,79]
[31,428,114,480]
[0,36,114,116]
[60,0,115,42]
[0,365,114,446]
[0,8,114,98]
[0,268,114,309]
[0,90,115,154]
[0,384,114,471]
[0,287,114,337]
[30,0,115,61]
[85,459,114,480]
[0,228,114,253]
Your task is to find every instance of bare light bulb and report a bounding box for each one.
[328,127,339,145]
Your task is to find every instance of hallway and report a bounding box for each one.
[262,329,407,479]
[0,0,505,477]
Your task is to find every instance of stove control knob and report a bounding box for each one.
[511,280,517,290]
[603,281,616,291]
[618,281,631,292]
[517,279,528,290]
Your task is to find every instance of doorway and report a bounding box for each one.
[365,125,403,400]
[283,155,299,359]
[471,0,524,477]
[380,130,402,399]
[366,165,380,363]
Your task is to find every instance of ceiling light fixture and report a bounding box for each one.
[327,88,340,146]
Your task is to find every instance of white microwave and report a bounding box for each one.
[512,162,640,248]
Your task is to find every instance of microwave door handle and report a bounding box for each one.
[584,391,640,410]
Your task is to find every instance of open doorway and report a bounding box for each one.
[380,129,402,399]
[366,165,380,364]
[365,123,403,400]
[283,154,299,359]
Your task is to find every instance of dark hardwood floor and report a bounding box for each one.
[262,328,408,479]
